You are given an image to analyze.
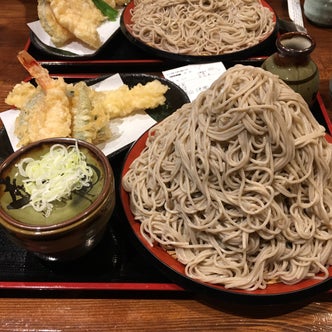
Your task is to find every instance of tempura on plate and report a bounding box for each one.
[5,51,169,147]
[47,0,106,49]
[37,0,127,49]
[7,51,71,147]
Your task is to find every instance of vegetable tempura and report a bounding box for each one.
[37,0,74,47]
[37,0,126,49]
[5,51,169,147]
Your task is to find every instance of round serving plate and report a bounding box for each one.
[120,0,279,63]
[120,129,332,304]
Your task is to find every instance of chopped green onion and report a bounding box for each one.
[16,142,94,217]
[92,0,118,21]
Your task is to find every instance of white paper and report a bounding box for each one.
[27,10,122,56]
[92,74,124,91]
[97,113,156,155]
[0,74,157,156]
[163,62,226,101]
[0,109,20,150]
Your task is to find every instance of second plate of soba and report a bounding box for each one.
[120,0,278,63]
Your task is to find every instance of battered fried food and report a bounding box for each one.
[5,51,169,147]
[6,51,71,146]
[9,79,72,147]
[49,0,106,49]
[69,81,110,143]
[92,80,169,119]
[4,81,36,110]
[37,0,126,49]
[37,0,74,47]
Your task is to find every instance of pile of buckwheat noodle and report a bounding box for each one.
[129,0,275,56]
[122,65,332,290]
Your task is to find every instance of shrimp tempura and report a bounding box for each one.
[5,51,71,147]
[5,51,169,147]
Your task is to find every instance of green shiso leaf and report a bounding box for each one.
[92,0,118,21]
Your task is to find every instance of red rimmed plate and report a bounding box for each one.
[120,0,278,63]
[120,129,332,304]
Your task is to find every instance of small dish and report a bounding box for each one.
[0,137,115,261]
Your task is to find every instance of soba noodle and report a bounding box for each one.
[122,65,332,290]
[129,0,275,56]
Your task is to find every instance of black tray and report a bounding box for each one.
[0,86,330,293]
[25,24,278,74]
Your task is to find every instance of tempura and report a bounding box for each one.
[48,0,106,49]
[37,0,74,47]
[5,51,169,147]
[37,0,126,49]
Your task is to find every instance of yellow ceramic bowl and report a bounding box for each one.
[0,138,115,261]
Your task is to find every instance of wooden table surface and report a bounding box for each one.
[0,1,332,331]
